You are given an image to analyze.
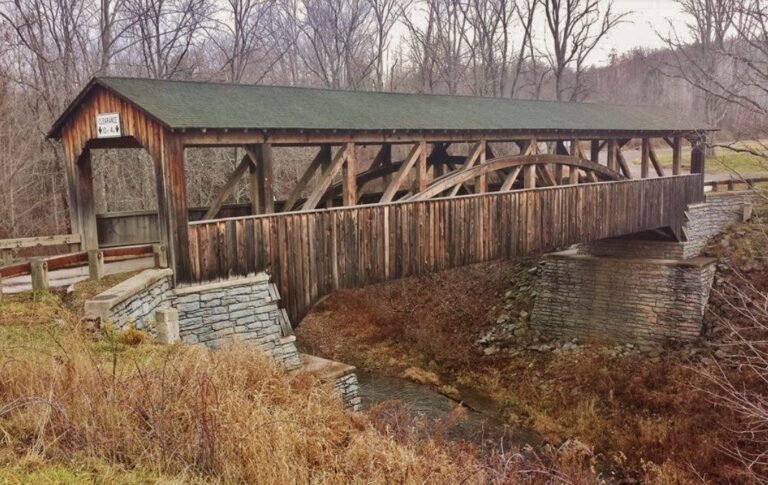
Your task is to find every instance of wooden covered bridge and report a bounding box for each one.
[47,77,712,323]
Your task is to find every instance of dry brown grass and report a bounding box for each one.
[298,260,531,375]
[1,288,598,483]
[1,329,457,483]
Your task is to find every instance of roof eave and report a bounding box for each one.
[47,77,101,139]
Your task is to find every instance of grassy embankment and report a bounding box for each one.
[1,274,600,483]
[643,141,767,175]
[298,190,768,482]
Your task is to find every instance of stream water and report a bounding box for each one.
[357,371,541,452]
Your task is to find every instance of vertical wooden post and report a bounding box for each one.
[63,146,81,251]
[691,133,707,175]
[590,140,601,164]
[569,139,580,184]
[641,138,650,179]
[554,140,568,183]
[607,139,617,172]
[153,243,168,268]
[672,136,682,175]
[475,139,487,193]
[415,139,428,193]
[381,143,393,187]
[30,259,49,292]
[76,149,99,251]
[153,132,191,283]
[321,145,334,208]
[523,165,536,188]
[342,142,357,205]
[88,250,104,280]
[249,161,261,215]
[260,143,275,214]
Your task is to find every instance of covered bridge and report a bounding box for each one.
[48,77,712,321]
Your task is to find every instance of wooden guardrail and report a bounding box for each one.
[187,175,704,323]
[0,234,81,265]
[0,244,162,295]
[706,176,768,192]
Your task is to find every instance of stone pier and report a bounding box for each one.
[531,251,715,344]
[530,191,753,345]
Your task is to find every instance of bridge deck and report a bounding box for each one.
[186,175,703,323]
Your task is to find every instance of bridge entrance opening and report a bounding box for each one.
[90,146,159,248]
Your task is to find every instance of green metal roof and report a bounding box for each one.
[50,76,714,137]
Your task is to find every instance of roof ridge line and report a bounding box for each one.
[97,75,671,109]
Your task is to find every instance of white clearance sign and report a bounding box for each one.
[96,112,121,138]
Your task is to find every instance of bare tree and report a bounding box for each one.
[659,0,768,165]
[403,0,470,94]
[659,0,738,136]
[368,0,405,91]
[97,0,143,74]
[127,0,211,79]
[700,261,768,482]
[0,0,95,111]
[508,0,538,98]
[538,0,628,101]
[298,0,376,89]
[271,0,304,85]
[207,0,292,83]
[401,0,438,92]
[460,0,516,96]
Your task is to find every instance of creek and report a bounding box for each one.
[357,371,541,452]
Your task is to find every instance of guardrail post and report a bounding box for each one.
[743,203,753,222]
[30,259,49,292]
[155,307,179,344]
[727,178,734,191]
[88,250,104,280]
[153,244,168,269]
[1,249,12,266]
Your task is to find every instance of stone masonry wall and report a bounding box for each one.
[109,276,172,332]
[580,191,754,260]
[682,191,754,256]
[84,269,173,334]
[86,272,361,405]
[531,252,716,344]
[85,271,300,371]
[173,275,301,370]
[335,373,362,411]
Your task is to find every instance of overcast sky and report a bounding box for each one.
[588,0,692,64]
